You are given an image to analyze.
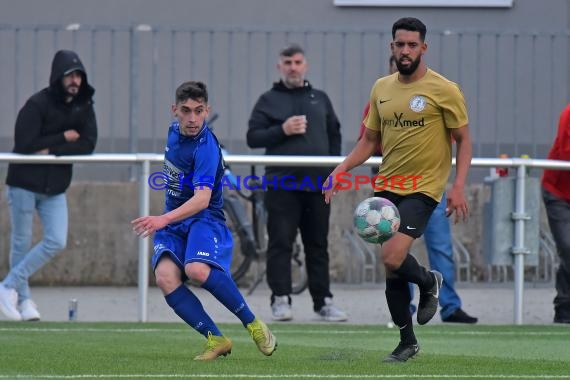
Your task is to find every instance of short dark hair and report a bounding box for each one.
[392,17,427,41]
[175,81,208,104]
[279,43,305,57]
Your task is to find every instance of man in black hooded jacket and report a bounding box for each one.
[247,43,346,322]
[0,50,97,321]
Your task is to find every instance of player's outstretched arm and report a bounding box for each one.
[323,128,379,204]
[447,125,472,224]
[131,188,212,238]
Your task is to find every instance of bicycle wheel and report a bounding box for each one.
[291,238,308,295]
[223,194,256,283]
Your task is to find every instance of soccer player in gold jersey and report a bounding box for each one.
[324,17,472,362]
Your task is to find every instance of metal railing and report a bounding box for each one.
[1,153,569,324]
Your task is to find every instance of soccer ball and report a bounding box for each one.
[353,197,400,244]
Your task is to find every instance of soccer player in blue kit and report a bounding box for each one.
[132,81,276,361]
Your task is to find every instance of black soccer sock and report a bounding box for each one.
[393,254,435,291]
[385,278,416,345]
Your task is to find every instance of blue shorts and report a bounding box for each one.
[152,218,233,278]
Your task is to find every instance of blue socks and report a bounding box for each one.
[164,268,255,337]
[202,267,256,327]
[165,285,221,337]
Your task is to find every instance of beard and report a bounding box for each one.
[65,84,80,97]
[395,56,421,76]
[282,75,304,89]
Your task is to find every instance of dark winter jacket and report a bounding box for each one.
[6,50,97,195]
[247,80,341,190]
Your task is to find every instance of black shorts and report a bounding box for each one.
[374,191,438,239]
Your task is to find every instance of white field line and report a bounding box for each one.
[0,327,569,337]
[0,327,165,333]
[1,374,570,379]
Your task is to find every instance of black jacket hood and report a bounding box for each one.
[48,50,94,102]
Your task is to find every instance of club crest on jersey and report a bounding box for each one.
[409,95,426,113]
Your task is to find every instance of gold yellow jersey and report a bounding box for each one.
[364,69,468,201]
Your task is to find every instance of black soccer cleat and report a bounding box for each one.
[383,341,420,363]
[442,308,478,324]
[417,270,443,325]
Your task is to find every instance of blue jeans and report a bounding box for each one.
[3,186,68,303]
[410,193,462,319]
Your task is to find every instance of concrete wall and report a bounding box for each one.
[0,181,547,286]
[0,183,150,285]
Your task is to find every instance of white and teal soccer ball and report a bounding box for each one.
[353,197,400,244]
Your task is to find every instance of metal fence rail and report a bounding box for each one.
[1,153,569,324]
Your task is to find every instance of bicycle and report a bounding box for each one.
[208,114,308,295]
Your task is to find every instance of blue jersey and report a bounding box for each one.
[162,120,225,222]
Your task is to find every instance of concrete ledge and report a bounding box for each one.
[0,182,549,286]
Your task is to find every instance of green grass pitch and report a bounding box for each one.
[1,321,569,379]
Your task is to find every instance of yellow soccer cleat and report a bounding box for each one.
[193,332,233,361]
[246,318,277,356]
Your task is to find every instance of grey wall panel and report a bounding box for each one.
[0,0,568,182]
[1,0,568,31]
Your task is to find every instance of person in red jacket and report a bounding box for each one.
[542,103,570,324]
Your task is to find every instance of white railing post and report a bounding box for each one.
[137,159,150,322]
[512,161,529,325]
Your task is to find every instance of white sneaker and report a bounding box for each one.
[19,299,41,321]
[316,297,348,322]
[0,284,22,321]
[271,295,293,321]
